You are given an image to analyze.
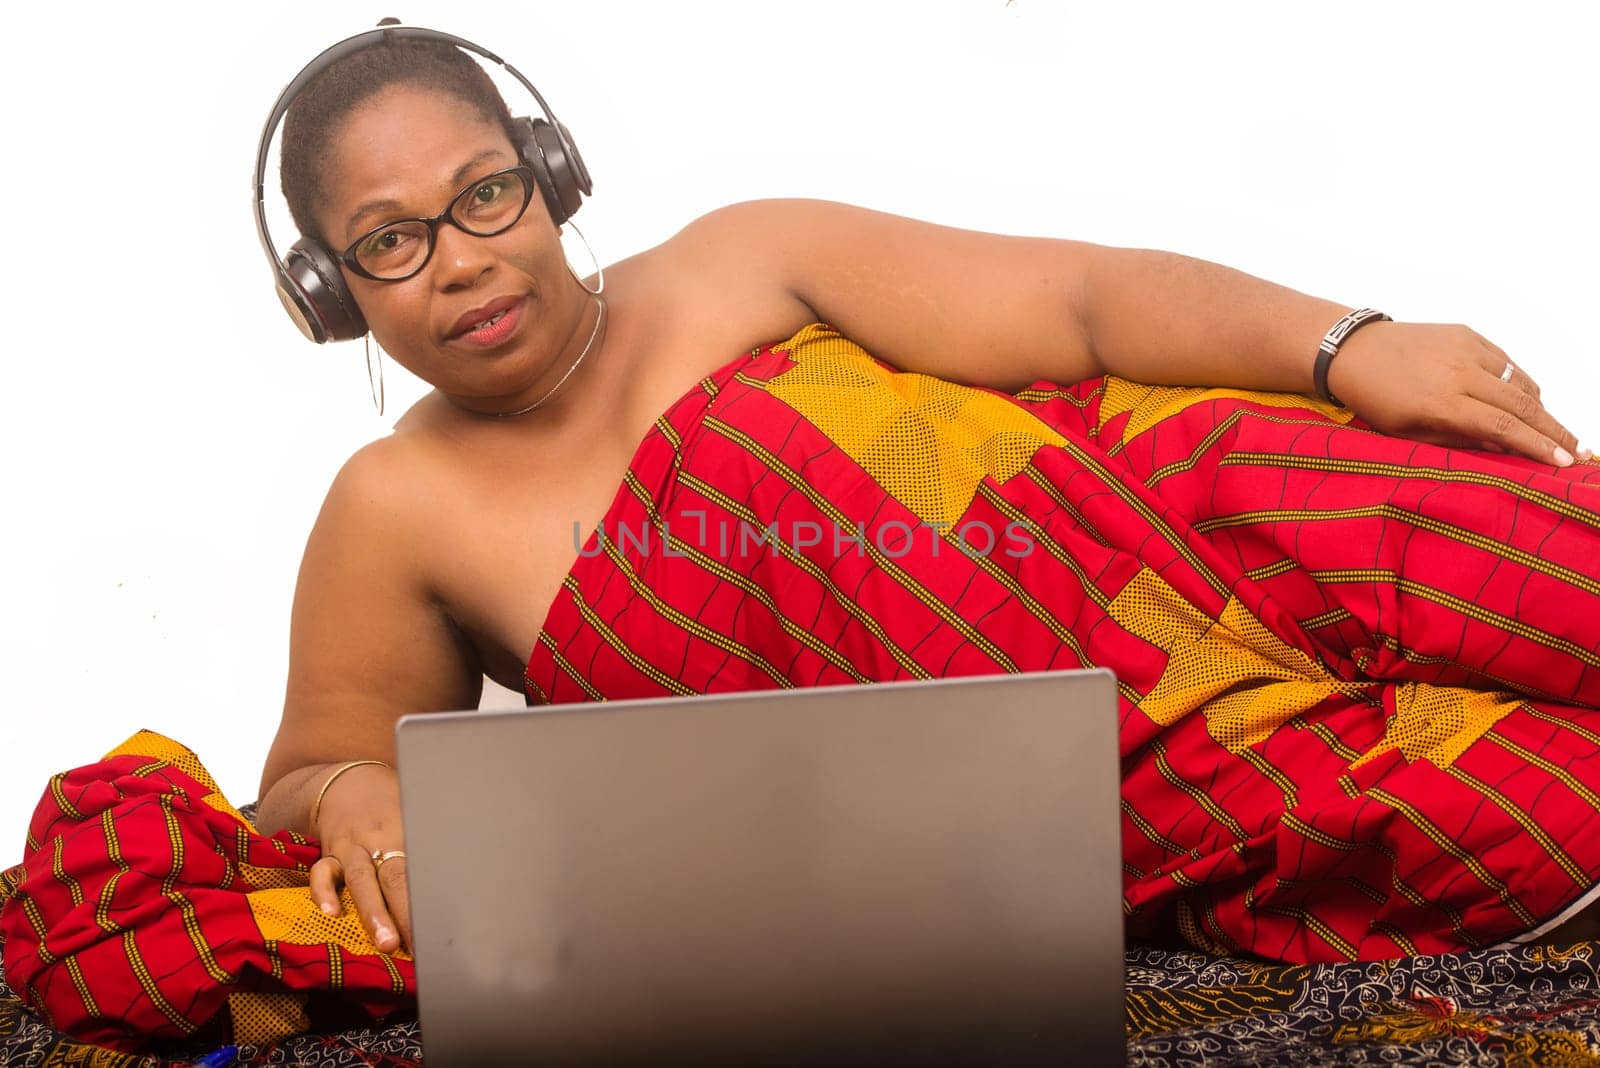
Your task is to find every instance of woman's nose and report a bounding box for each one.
[430,222,495,290]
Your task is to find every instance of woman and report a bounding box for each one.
[15,21,1598,1035]
[233,27,1600,971]
[7,21,1600,1053]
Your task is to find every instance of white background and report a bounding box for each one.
[2,1,1595,844]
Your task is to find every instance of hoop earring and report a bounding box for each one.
[561,220,604,296]
[365,333,386,417]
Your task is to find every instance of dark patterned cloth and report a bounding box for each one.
[1124,942,1600,1067]
[7,938,1600,1065]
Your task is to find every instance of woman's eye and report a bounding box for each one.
[473,180,505,205]
[360,229,413,259]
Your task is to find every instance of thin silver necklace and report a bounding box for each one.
[492,293,608,418]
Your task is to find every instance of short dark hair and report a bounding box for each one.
[280,35,518,244]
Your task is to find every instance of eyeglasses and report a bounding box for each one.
[339,165,538,282]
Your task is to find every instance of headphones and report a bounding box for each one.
[251,22,593,343]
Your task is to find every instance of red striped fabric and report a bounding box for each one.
[526,323,1600,962]
[0,735,413,1050]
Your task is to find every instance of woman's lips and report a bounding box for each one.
[450,296,527,349]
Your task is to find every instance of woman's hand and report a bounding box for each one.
[1328,321,1589,466]
[305,762,411,954]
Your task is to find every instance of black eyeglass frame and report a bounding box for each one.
[337,165,538,282]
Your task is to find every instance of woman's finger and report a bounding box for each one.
[308,854,345,916]
[1466,334,1588,456]
[1472,334,1544,401]
[341,847,404,954]
[1456,394,1572,466]
[1502,362,1589,459]
[1466,368,1580,464]
[1473,352,1589,460]
[373,852,413,952]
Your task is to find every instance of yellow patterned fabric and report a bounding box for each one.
[765,323,1070,528]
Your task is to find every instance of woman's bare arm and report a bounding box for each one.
[672,199,1583,465]
[257,438,482,950]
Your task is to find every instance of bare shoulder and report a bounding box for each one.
[297,432,460,652]
[318,425,428,518]
[607,201,821,354]
[660,197,1018,263]
[651,199,910,297]
[666,197,834,239]
[650,198,1101,392]
[656,198,866,278]
[323,434,413,511]
[264,432,481,795]
[313,432,439,546]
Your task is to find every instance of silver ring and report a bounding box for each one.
[1500,361,1515,383]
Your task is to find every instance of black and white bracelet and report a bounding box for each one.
[1313,308,1392,408]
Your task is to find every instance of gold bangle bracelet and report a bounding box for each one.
[309,759,390,834]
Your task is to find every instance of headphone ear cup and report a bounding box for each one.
[512,115,587,225]
[509,116,557,221]
[554,119,593,198]
[282,238,367,343]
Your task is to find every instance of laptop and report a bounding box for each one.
[395,669,1125,1066]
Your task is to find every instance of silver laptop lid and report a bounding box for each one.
[397,669,1124,1066]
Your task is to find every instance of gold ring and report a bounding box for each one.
[1501,361,1515,383]
[371,849,407,870]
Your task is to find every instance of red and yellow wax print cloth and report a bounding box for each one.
[11,322,1600,1051]
[526,322,1600,964]
[0,732,413,1051]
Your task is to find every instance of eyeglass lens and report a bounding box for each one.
[352,171,530,279]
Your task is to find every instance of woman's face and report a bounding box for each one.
[312,84,580,410]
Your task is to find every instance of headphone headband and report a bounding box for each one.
[253,23,591,343]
